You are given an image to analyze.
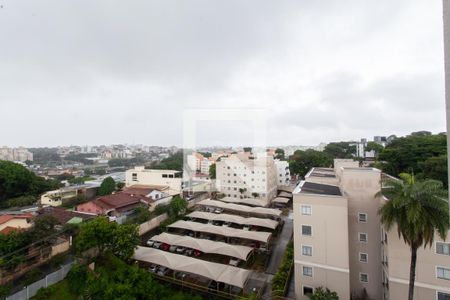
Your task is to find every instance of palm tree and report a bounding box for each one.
[378,173,449,300]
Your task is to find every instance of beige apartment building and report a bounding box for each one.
[215,154,278,204]
[294,159,450,300]
[125,167,183,193]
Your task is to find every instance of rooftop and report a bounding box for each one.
[296,181,342,196]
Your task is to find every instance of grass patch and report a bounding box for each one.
[32,280,78,300]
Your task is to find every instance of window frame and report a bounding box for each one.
[359,232,368,243]
[301,224,313,236]
[359,272,369,283]
[358,212,367,223]
[436,266,450,281]
[301,245,313,257]
[359,252,368,263]
[301,205,312,216]
[302,265,313,277]
[436,242,450,256]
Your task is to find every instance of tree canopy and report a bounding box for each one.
[307,287,339,300]
[275,148,285,160]
[323,142,356,159]
[209,163,216,179]
[0,160,61,203]
[289,149,332,177]
[75,217,139,260]
[98,176,116,196]
[152,151,183,171]
[377,133,447,186]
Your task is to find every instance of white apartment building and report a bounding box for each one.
[0,147,33,162]
[125,166,182,193]
[186,153,213,175]
[274,159,291,186]
[216,154,277,203]
[293,159,450,300]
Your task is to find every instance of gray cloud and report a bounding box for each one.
[0,0,446,147]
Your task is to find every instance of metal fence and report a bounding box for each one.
[6,262,73,300]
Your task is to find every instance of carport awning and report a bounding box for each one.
[272,197,290,204]
[133,246,251,288]
[219,197,269,207]
[197,199,282,218]
[151,232,253,261]
[187,211,278,230]
[168,220,272,243]
[278,191,292,198]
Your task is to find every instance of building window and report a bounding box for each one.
[302,245,312,256]
[302,266,313,277]
[359,252,368,263]
[358,213,367,223]
[132,173,137,181]
[360,273,369,283]
[437,242,450,255]
[301,205,312,216]
[303,286,314,296]
[359,233,368,243]
[302,225,312,236]
[437,267,450,280]
[437,292,450,300]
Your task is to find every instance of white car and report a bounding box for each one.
[146,239,155,247]
[222,222,230,227]
[148,264,158,273]
[176,246,186,254]
[229,258,240,266]
[243,225,250,231]
[169,245,177,252]
[214,208,223,214]
[153,241,162,249]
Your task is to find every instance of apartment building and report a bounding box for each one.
[274,159,291,187]
[294,160,450,300]
[125,166,182,193]
[216,154,277,203]
[0,147,33,162]
[186,152,213,175]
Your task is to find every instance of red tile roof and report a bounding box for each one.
[0,213,33,225]
[37,207,95,224]
[0,226,23,235]
[93,193,143,210]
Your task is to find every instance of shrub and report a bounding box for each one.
[271,241,294,296]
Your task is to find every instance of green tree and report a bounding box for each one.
[377,133,447,184]
[365,141,384,155]
[76,217,139,260]
[275,148,285,160]
[289,149,332,177]
[152,151,184,171]
[307,287,339,300]
[378,173,449,300]
[323,142,356,159]
[168,196,187,218]
[209,163,216,179]
[116,182,125,191]
[98,176,116,196]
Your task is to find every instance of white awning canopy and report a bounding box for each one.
[218,197,269,207]
[278,191,292,198]
[168,220,272,243]
[272,197,290,204]
[133,246,251,288]
[197,199,282,218]
[187,211,278,230]
[151,232,254,261]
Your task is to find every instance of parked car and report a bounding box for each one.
[160,243,170,251]
[147,239,155,247]
[243,225,250,231]
[157,267,169,276]
[222,222,231,227]
[169,245,177,252]
[229,258,240,266]
[153,241,162,249]
[148,264,158,273]
[176,246,186,254]
[185,248,194,256]
[214,208,223,214]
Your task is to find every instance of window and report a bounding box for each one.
[301,205,312,216]
[437,267,450,280]
[360,273,369,283]
[437,242,450,255]
[302,225,312,236]
[359,252,368,263]
[358,213,367,223]
[438,292,450,300]
[302,266,313,277]
[132,173,137,181]
[162,174,168,178]
[303,286,314,296]
[359,233,368,243]
[302,245,312,256]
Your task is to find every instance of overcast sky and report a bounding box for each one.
[0,0,446,147]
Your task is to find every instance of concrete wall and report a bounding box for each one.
[340,168,382,300]
[0,218,32,231]
[293,191,350,300]
[125,167,182,192]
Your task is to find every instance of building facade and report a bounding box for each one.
[216,155,277,202]
[293,160,450,300]
[125,166,182,193]
[0,147,33,162]
[274,159,291,187]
